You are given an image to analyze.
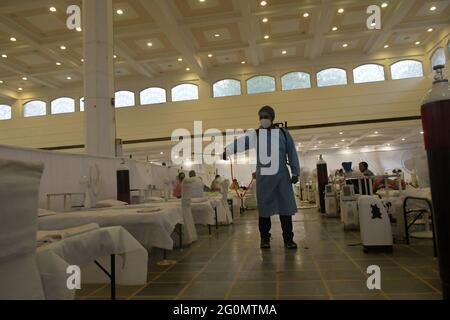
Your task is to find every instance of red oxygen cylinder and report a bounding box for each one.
[421,65,450,300]
[316,155,329,214]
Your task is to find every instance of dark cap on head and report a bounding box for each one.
[258,105,275,120]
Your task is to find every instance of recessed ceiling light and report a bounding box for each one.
[303,13,309,18]
[332,26,338,31]
[66,76,72,80]
[342,43,348,48]
[0,80,3,84]
[264,35,270,39]
[241,61,246,64]
[430,6,437,11]
[10,37,16,42]
[49,7,56,12]
[374,131,379,134]
[18,87,23,91]
[81,58,84,62]
[260,1,267,6]
[384,44,390,48]
[199,0,206,2]
[415,41,421,45]
[76,27,82,32]
[214,33,221,38]
[420,131,424,135]
[178,57,183,62]
[116,9,123,15]
[339,132,343,135]
[160,152,164,155]
[341,139,345,142]
[56,62,61,66]
[114,55,117,59]
[22,77,27,81]
[1,54,7,58]
[387,143,391,146]
[186,67,191,71]
[262,18,268,23]
[402,138,406,141]
[338,8,344,14]
[381,3,388,8]
[427,28,433,32]
[147,42,153,47]
[281,50,287,55]
[60,45,66,50]
[207,53,213,58]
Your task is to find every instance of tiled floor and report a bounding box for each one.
[77,208,443,300]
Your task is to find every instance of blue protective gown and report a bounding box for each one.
[226,127,300,218]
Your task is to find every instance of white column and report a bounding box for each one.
[83,0,116,157]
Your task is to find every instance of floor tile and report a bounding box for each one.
[179,281,232,298]
[279,281,327,296]
[136,282,187,296]
[230,282,277,296]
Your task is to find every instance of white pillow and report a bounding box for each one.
[38,208,57,217]
[93,199,128,208]
[192,197,209,203]
[147,196,164,202]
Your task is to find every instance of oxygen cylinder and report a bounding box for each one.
[420,65,450,300]
[316,155,329,214]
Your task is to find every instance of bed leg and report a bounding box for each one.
[110,254,116,301]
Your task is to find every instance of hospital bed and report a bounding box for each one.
[377,185,437,256]
[37,225,148,300]
[38,204,185,251]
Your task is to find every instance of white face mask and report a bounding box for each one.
[260,119,272,129]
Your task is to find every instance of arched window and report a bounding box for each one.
[246,75,276,94]
[0,105,11,120]
[140,87,167,105]
[390,60,424,80]
[171,84,199,102]
[51,97,75,114]
[316,68,348,87]
[24,100,46,117]
[115,90,135,108]
[353,64,385,84]
[213,79,241,97]
[431,48,446,68]
[80,97,84,112]
[281,72,311,91]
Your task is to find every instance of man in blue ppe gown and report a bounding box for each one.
[223,106,300,249]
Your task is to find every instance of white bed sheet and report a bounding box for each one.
[36,226,148,300]
[38,205,183,250]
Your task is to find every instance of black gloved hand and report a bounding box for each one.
[222,151,228,161]
[291,176,299,185]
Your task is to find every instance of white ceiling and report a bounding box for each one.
[122,120,424,163]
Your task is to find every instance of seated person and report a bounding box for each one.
[189,170,205,198]
[172,172,185,199]
[359,162,375,177]
[229,179,240,191]
[210,175,223,192]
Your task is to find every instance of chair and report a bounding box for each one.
[220,179,233,224]
[0,158,45,299]
[180,178,198,245]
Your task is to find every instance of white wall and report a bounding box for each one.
[0,144,182,211]
[0,53,436,150]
